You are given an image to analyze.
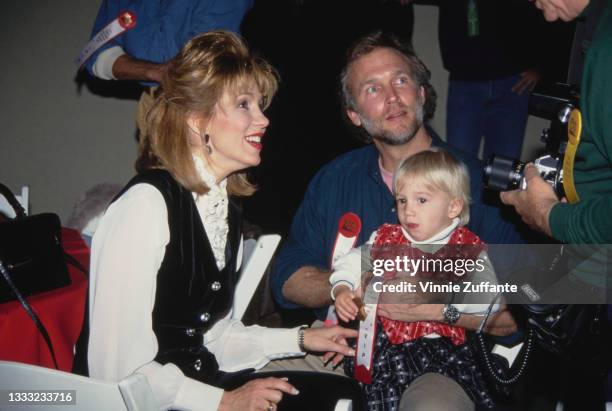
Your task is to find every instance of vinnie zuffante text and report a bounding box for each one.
[370,256,518,294]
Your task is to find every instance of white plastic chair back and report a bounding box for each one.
[232,234,281,320]
[0,185,28,218]
[0,360,157,411]
[334,398,353,411]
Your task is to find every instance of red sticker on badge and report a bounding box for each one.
[338,212,361,238]
[119,11,137,29]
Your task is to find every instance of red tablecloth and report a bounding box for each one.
[0,228,88,371]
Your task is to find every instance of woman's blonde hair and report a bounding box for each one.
[393,149,471,225]
[136,30,278,196]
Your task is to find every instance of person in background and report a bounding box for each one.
[440,0,545,160]
[502,0,612,409]
[502,0,612,243]
[85,0,252,82]
[402,0,546,160]
[84,0,253,138]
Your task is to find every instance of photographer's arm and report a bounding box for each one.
[546,57,612,244]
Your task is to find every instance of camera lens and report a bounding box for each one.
[483,155,526,191]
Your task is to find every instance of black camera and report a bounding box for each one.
[483,84,579,198]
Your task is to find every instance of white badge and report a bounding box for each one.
[325,212,362,326]
[354,281,379,383]
[75,11,137,67]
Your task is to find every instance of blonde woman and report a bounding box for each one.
[88,31,360,411]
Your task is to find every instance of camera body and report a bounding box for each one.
[484,153,563,194]
[483,84,579,198]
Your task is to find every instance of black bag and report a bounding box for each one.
[522,304,606,356]
[0,182,81,370]
[0,183,71,304]
[469,302,604,399]
[468,327,534,398]
[470,242,607,398]
[467,295,534,398]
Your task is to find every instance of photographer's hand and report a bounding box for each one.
[500,164,558,236]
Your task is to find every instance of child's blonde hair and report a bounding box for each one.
[393,149,471,225]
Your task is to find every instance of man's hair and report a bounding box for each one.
[136,30,278,196]
[393,149,471,226]
[340,31,437,144]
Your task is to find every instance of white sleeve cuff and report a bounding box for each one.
[92,46,125,80]
[262,326,305,361]
[453,250,500,315]
[452,303,500,315]
[135,361,224,411]
[174,376,224,411]
[330,246,363,290]
[330,280,354,300]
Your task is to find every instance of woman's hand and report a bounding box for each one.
[303,326,357,355]
[304,325,357,368]
[218,377,298,411]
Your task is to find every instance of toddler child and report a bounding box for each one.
[330,149,499,410]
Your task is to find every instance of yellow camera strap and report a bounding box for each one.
[562,109,582,204]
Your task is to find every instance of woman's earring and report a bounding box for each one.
[204,134,212,154]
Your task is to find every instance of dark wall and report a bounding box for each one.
[240,0,415,236]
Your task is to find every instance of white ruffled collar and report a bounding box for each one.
[192,155,227,192]
[192,155,229,270]
[401,217,460,245]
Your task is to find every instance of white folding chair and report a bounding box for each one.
[0,185,29,218]
[334,399,353,411]
[16,186,29,215]
[232,234,281,320]
[0,360,157,411]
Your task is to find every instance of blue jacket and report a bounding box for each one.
[272,136,529,316]
[85,0,253,75]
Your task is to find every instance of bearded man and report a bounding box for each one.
[269,31,531,410]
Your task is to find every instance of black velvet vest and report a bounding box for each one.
[117,169,242,385]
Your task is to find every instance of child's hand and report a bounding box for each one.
[333,285,358,323]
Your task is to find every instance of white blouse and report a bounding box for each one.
[88,170,304,411]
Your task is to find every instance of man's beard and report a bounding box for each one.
[360,101,425,146]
